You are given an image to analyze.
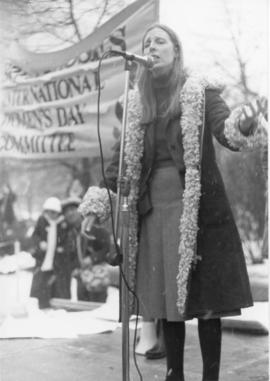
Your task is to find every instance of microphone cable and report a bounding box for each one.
[96,51,143,381]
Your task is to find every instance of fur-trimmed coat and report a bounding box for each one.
[79,75,267,317]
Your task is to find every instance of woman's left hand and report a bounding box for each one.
[239,97,268,136]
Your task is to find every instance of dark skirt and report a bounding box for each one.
[30,267,71,309]
[30,269,56,309]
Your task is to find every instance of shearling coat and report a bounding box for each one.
[104,86,253,317]
[79,75,267,317]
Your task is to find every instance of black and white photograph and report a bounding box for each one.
[0,1,268,380]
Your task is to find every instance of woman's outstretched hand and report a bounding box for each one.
[238,97,268,136]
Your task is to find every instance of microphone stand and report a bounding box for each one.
[114,59,133,381]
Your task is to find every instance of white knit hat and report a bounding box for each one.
[43,197,62,213]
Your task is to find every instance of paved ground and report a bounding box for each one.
[0,261,268,381]
[0,324,268,381]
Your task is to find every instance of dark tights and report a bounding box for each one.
[162,320,185,379]
[198,318,222,381]
[162,318,222,381]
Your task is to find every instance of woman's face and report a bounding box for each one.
[143,27,176,77]
[45,210,59,221]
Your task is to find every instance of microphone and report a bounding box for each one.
[109,49,154,69]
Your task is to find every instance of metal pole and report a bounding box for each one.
[113,60,133,381]
[120,196,130,381]
[114,65,131,236]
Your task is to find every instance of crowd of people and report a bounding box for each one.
[29,196,112,309]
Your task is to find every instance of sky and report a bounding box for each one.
[159,0,268,96]
[0,0,268,98]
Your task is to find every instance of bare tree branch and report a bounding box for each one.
[94,0,109,30]
[221,0,260,101]
[213,60,239,82]
[67,0,82,41]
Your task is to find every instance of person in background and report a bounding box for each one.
[0,185,17,255]
[79,24,267,381]
[76,217,111,303]
[61,196,83,266]
[30,197,66,309]
[61,196,111,303]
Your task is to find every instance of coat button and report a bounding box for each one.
[171,144,176,150]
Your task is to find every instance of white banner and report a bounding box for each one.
[0,0,158,159]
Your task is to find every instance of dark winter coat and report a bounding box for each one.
[104,85,253,317]
[30,215,76,305]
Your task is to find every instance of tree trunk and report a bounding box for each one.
[80,158,92,194]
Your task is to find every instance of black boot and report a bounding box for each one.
[162,320,185,381]
[198,318,222,381]
[145,342,166,359]
[165,368,185,381]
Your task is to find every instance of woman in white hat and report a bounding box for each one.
[30,197,68,308]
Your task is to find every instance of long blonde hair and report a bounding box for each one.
[137,24,185,123]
